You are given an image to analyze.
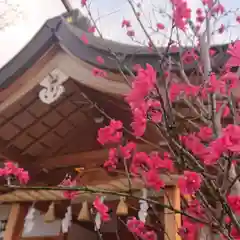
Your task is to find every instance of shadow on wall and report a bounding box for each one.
[68,224,97,240]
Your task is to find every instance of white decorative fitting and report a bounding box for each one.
[62,205,72,233]
[138,188,149,223]
[39,69,68,104]
[6,176,11,186]
[93,116,104,124]
[24,206,37,233]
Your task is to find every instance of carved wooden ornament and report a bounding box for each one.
[39,69,68,104]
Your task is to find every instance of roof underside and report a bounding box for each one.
[0,68,163,199]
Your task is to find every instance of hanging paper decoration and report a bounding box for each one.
[138,188,149,223]
[78,201,91,222]
[94,196,105,231]
[44,202,56,223]
[6,176,11,186]
[62,205,72,233]
[116,197,128,216]
[24,205,37,233]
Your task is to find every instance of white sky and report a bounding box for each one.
[0,0,239,67]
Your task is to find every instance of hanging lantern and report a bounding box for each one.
[44,202,56,223]
[78,201,91,222]
[116,197,128,216]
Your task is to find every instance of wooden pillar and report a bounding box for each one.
[163,186,181,240]
[3,203,28,240]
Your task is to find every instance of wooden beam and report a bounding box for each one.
[4,203,28,240]
[57,48,130,95]
[37,144,156,170]
[163,186,181,240]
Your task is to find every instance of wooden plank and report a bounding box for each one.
[163,186,181,240]
[3,203,28,240]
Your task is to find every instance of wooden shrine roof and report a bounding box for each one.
[0,9,232,90]
[0,9,234,203]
